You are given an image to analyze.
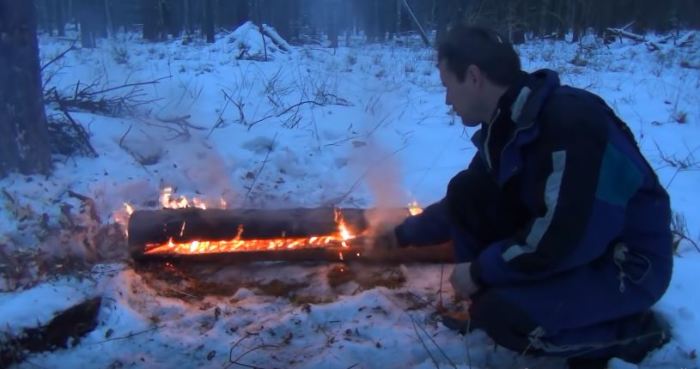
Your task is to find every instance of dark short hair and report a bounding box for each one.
[437,25,521,86]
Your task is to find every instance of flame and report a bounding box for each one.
[160,186,207,209]
[143,205,357,255]
[113,202,135,237]
[408,200,423,216]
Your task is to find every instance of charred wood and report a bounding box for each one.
[0,297,102,368]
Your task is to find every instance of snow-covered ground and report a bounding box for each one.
[1,26,699,369]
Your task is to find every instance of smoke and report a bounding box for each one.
[348,92,411,234]
[353,139,412,236]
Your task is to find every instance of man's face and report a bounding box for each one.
[438,60,483,127]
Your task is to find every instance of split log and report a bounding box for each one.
[128,207,372,256]
[128,207,455,264]
[0,297,101,368]
[137,241,455,265]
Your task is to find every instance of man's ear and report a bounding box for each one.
[465,64,482,86]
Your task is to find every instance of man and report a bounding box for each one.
[381,26,673,367]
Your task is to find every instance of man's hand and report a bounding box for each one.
[449,262,480,299]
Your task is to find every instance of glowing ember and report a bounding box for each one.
[145,232,353,255]
[408,201,423,216]
[143,191,357,255]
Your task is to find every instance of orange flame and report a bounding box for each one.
[408,200,423,216]
[143,188,356,255]
[160,186,209,209]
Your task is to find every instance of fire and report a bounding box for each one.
[143,188,357,255]
[160,186,208,209]
[145,213,354,255]
[408,200,423,216]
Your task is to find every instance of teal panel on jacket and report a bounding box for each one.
[595,143,643,207]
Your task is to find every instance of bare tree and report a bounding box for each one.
[0,0,52,177]
[204,0,215,43]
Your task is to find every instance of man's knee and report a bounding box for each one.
[469,290,539,353]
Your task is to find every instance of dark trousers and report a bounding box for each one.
[446,168,660,359]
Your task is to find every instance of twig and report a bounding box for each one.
[157,115,192,123]
[411,314,458,368]
[67,190,101,223]
[1,189,16,205]
[465,319,472,369]
[207,90,232,138]
[410,316,440,368]
[90,325,162,345]
[82,76,169,97]
[247,100,325,130]
[437,264,445,311]
[41,41,78,72]
[119,124,133,148]
[56,102,98,157]
[226,334,277,369]
[653,142,700,189]
[257,23,268,62]
[672,230,700,253]
[244,133,278,206]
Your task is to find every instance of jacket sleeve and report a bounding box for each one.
[471,97,645,286]
[394,198,451,247]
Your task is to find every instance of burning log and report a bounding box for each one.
[128,207,454,264]
[136,242,454,264]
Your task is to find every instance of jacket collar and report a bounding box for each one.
[471,69,561,185]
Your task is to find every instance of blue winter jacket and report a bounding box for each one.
[395,69,673,301]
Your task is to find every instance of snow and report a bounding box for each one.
[1,24,699,369]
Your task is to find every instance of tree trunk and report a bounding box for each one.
[77,0,99,47]
[396,0,402,36]
[0,0,52,178]
[103,0,113,38]
[55,0,65,36]
[435,0,449,43]
[327,0,339,48]
[183,0,191,35]
[538,0,552,36]
[142,0,160,41]
[204,0,215,43]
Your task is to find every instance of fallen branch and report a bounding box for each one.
[55,101,98,157]
[676,31,696,47]
[261,25,291,53]
[45,77,167,116]
[0,297,102,367]
[606,27,645,42]
[81,76,170,97]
